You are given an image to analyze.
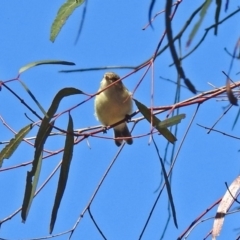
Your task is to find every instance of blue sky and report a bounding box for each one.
[1,1,240,239]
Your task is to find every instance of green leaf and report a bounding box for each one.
[21,152,43,222]
[19,80,47,117]
[133,99,177,143]
[19,60,75,74]
[232,107,240,130]
[187,0,213,46]
[50,114,74,234]
[50,0,85,42]
[214,0,222,35]
[226,79,238,106]
[184,78,197,94]
[0,124,32,168]
[157,114,186,129]
[22,87,82,221]
[21,122,54,222]
[35,87,83,148]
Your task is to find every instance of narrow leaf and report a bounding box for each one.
[187,0,212,47]
[22,87,82,221]
[0,124,32,168]
[214,0,222,35]
[148,0,156,27]
[184,78,197,94]
[232,107,240,130]
[50,0,85,42]
[225,0,229,12]
[226,79,238,106]
[19,60,75,74]
[35,87,83,148]
[21,152,43,222]
[21,122,54,222]
[153,138,178,228]
[157,114,186,129]
[75,0,87,44]
[134,99,177,143]
[19,80,47,117]
[212,176,240,239]
[50,114,74,233]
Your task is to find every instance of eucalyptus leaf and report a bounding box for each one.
[0,124,32,168]
[157,114,186,129]
[50,0,84,42]
[19,60,75,74]
[187,0,212,46]
[134,99,177,143]
[50,114,74,234]
[21,122,54,222]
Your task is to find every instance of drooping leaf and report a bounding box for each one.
[225,0,229,12]
[134,99,177,143]
[22,87,82,221]
[148,0,156,27]
[187,0,213,47]
[75,0,88,44]
[212,176,240,239]
[0,124,32,168]
[35,87,83,148]
[19,80,47,117]
[214,0,222,35]
[232,107,240,130]
[152,138,178,228]
[50,0,85,42]
[21,122,54,222]
[184,78,197,94]
[21,152,43,222]
[50,114,74,234]
[226,79,238,106]
[19,60,75,74]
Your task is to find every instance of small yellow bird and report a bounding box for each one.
[94,72,133,146]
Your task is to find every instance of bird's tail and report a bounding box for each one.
[114,125,133,146]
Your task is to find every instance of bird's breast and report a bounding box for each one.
[95,87,132,126]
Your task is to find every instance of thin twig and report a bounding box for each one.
[88,206,107,240]
[69,124,136,239]
[207,104,233,134]
[139,104,200,239]
[197,123,240,140]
